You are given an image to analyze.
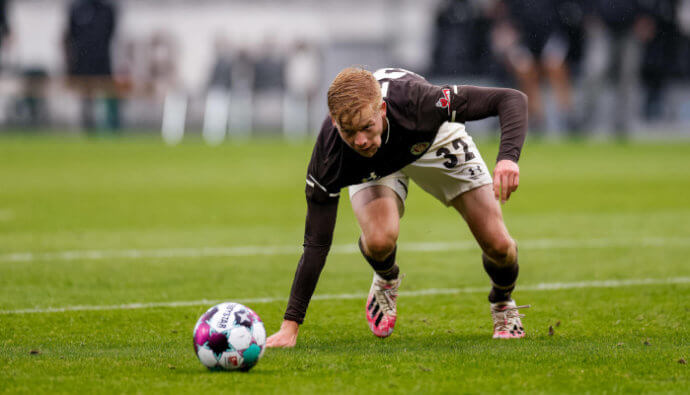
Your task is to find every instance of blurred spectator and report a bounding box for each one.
[202,34,234,144]
[578,0,655,137]
[146,31,179,97]
[0,0,11,68]
[430,0,494,77]
[227,46,254,137]
[64,0,119,132]
[0,0,50,128]
[253,41,285,92]
[111,38,136,99]
[15,68,49,127]
[284,40,321,137]
[252,38,286,133]
[208,35,233,91]
[557,1,587,72]
[679,0,690,80]
[231,47,254,93]
[144,31,185,143]
[640,0,680,121]
[493,0,584,134]
[285,41,320,100]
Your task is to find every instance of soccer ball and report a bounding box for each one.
[193,302,266,371]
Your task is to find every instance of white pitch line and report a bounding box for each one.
[1,277,688,315]
[2,236,690,264]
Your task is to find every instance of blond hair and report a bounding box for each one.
[327,67,382,127]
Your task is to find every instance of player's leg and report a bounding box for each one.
[350,176,406,279]
[402,122,528,338]
[542,36,574,118]
[450,185,517,301]
[349,175,407,337]
[450,185,528,338]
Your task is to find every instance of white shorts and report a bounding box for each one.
[348,122,492,207]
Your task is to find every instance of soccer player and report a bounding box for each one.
[267,67,528,347]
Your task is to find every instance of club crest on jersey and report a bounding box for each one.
[410,142,430,155]
[362,172,380,183]
[435,88,451,109]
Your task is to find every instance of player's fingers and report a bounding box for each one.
[266,336,284,348]
[501,174,509,203]
[510,174,517,192]
[505,174,513,201]
[493,172,501,200]
[505,174,513,200]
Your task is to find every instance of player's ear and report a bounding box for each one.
[330,115,338,128]
[379,101,386,116]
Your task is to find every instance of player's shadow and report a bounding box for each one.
[296,331,494,353]
[174,366,282,375]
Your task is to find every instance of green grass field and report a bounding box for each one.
[1,135,688,393]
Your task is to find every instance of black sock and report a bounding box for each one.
[482,252,519,303]
[358,237,400,280]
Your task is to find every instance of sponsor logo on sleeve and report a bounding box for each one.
[435,88,451,110]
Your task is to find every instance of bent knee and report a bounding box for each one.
[483,237,517,265]
[362,232,398,261]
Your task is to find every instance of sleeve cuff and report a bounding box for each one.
[496,153,519,163]
[283,313,304,325]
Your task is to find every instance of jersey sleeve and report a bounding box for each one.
[283,125,341,324]
[283,191,338,324]
[449,85,528,163]
[392,78,527,163]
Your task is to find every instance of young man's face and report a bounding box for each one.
[332,101,387,158]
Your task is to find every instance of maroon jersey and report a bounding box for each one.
[284,68,527,324]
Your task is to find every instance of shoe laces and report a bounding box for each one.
[492,304,530,332]
[373,275,404,315]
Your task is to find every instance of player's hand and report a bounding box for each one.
[493,159,520,204]
[266,320,299,348]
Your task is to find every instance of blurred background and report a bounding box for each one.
[1,0,689,142]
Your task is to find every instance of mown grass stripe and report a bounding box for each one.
[1,277,688,315]
[2,236,689,263]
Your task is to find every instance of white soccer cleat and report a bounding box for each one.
[491,299,530,339]
[365,273,403,338]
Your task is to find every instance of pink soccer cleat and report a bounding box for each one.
[365,273,403,338]
[491,300,530,339]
